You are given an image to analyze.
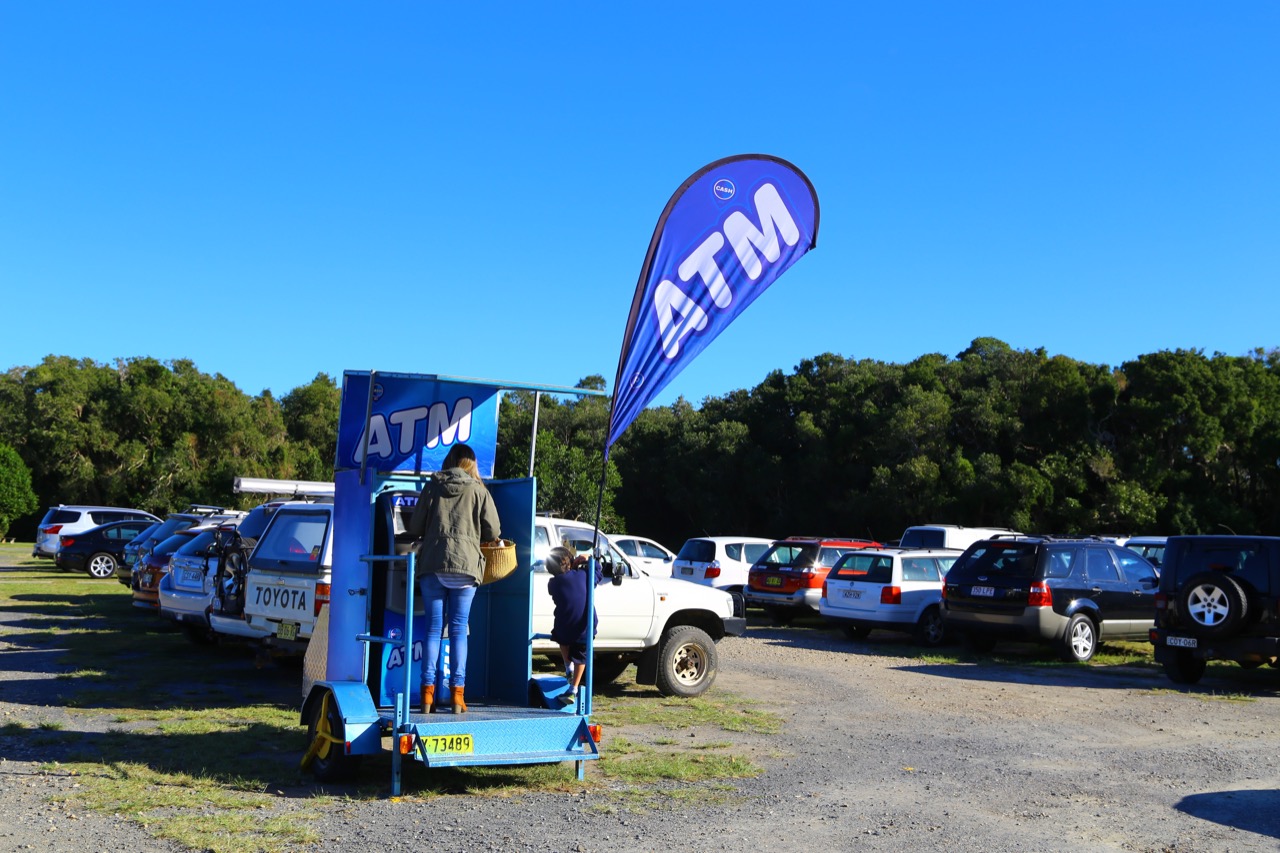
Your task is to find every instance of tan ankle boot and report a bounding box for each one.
[419,684,435,715]
[451,685,467,714]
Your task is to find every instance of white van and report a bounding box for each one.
[897,524,1022,552]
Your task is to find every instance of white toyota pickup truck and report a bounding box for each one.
[531,515,746,698]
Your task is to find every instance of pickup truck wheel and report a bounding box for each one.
[306,691,362,783]
[655,625,717,698]
[86,552,119,579]
[592,654,631,684]
[1162,649,1206,685]
[1180,572,1248,638]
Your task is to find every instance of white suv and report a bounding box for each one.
[819,548,960,646]
[33,505,159,560]
[671,536,775,617]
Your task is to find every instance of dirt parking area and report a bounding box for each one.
[3,555,1280,852]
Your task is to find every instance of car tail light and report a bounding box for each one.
[804,573,824,589]
[881,586,902,605]
[60,537,75,547]
[1154,592,1168,611]
[1027,581,1052,607]
[940,584,948,600]
[705,560,721,579]
[315,582,331,616]
[43,524,64,535]
[822,581,828,598]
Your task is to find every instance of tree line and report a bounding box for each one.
[3,339,1278,547]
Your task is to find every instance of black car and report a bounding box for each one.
[1151,535,1280,685]
[55,519,158,579]
[942,536,1159,662]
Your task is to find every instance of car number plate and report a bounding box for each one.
[421,733,474,755]
[1167,635,1198,648]
[841,588,863,599]
[182,568,203,583]
[142,573,154,586]
[276,621,300,641]
[765,576,782,587]
[680,567,693,576]
[971,586,995,597]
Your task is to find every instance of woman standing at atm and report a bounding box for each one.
[407,443,501,714]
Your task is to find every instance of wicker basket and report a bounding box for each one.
[480,539,518,585]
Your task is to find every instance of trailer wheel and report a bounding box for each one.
[306,691,362,783]
[655,625,717,698]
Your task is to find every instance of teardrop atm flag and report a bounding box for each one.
[606,154,820,449]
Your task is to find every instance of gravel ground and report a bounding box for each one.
[4,565,1280,852]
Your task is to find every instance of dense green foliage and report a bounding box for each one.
[0,357,340,537]
[607,339,1280,548]
[3,340,1279,547]
[0,442,38,538]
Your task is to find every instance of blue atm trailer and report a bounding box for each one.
[300,371,607,794]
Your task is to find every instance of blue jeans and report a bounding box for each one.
[418,574,477,688]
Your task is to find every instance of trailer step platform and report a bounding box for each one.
[392,704,599,769]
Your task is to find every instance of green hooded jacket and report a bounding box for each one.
[406,467,501,583]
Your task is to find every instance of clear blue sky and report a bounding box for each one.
[3,3,1277,409]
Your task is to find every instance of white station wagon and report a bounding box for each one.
[820,548,961,647]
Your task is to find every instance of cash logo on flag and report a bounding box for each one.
[607,155,820,449]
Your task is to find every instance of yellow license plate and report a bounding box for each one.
[765,576,782,587]
[276,621,299,641]
[422,733,474,755]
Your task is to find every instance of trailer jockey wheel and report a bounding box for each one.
[304,691,362,783]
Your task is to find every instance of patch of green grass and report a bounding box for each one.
[2,563,778,844]
[598,751,761,783]
[1,721,28,734]
[592,685,781,735]
[37,720,64,731]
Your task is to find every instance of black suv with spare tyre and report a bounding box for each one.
[942,535,1159,662]
[1150,535,1280,685]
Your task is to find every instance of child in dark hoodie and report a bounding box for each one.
[545,546,600,706]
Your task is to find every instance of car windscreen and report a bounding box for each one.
[45,509,81,525]
[947,542,1039,580]
[899,529,944,549]
[251,509,329,570]
[152,533,196,557]
[175,530,219,558]
[148,516,198,545]
[236,505,276,541]
[676,539,716,562]
[756,543,817,569]
[128,522,162,546]
[831,552,894,583]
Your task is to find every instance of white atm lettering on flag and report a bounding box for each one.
[652,182,801,359]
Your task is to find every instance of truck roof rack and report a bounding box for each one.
[233,477,336,498]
